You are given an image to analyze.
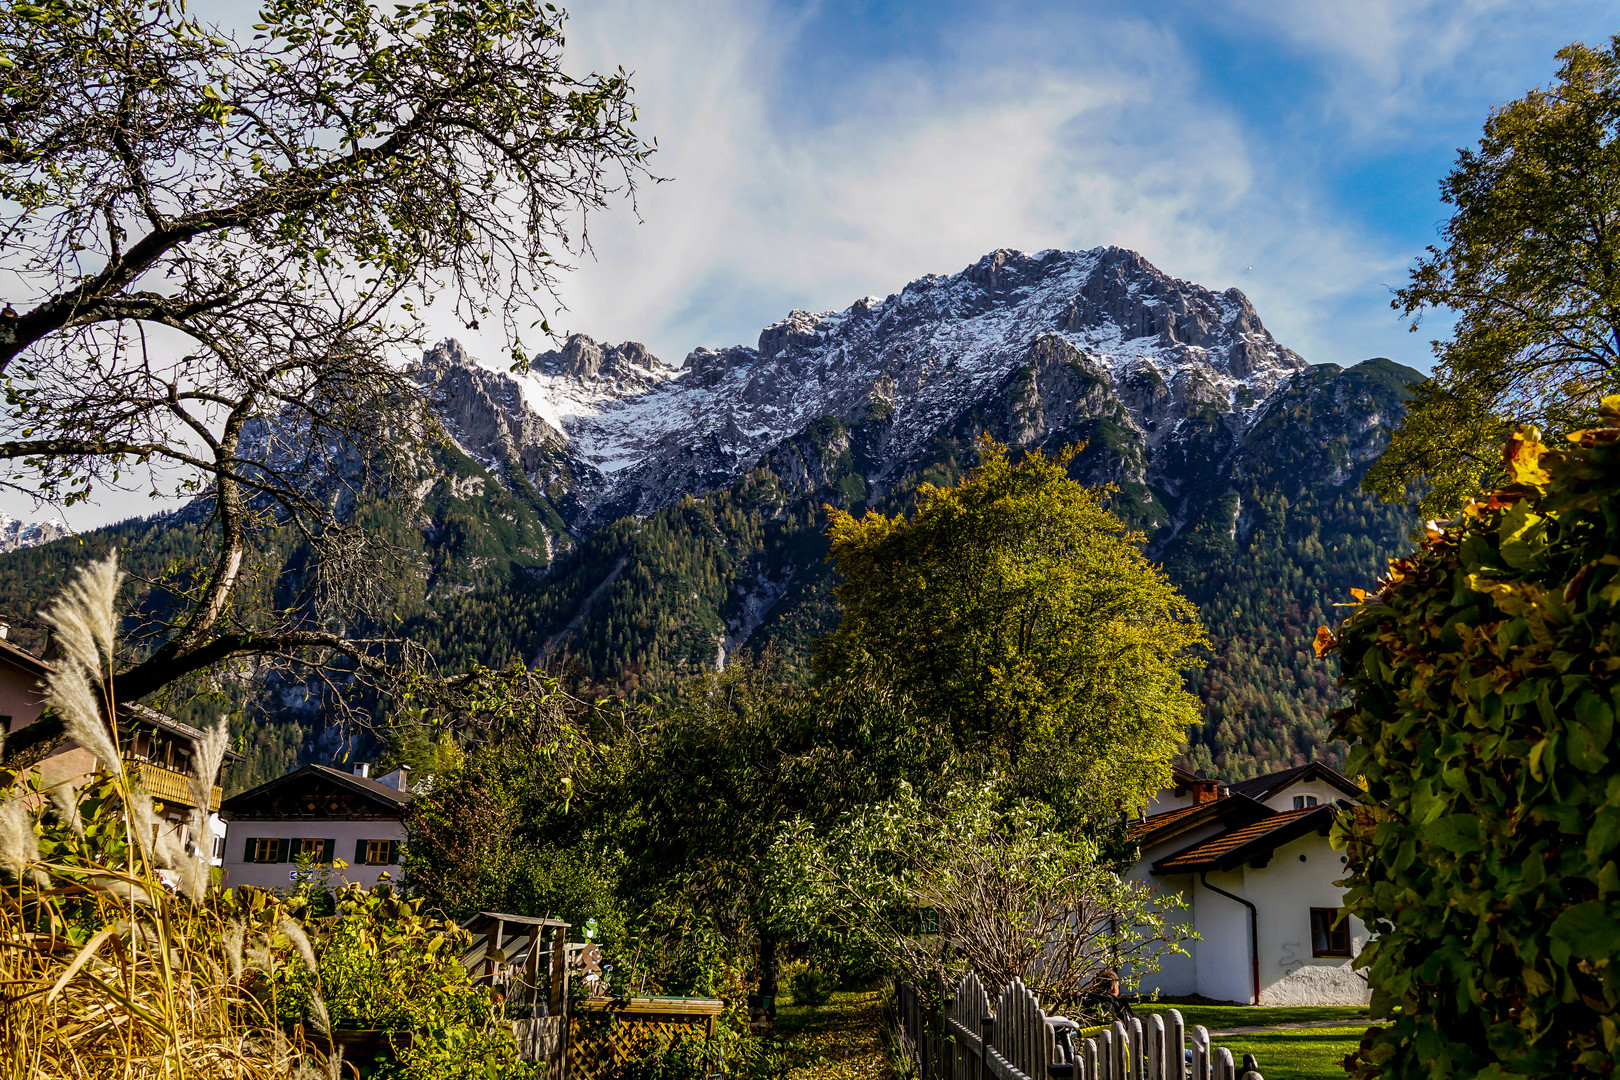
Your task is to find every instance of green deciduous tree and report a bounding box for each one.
[1368,37,1620,517]
[396,664,628,938]
[614,655,922,1006]
[816,435,1206,821]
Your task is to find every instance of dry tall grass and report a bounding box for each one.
[0,553,333,1079]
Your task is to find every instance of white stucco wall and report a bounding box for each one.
[221,818,407,890]
[1190,868,1254,1003]
[1143,787,1195,816]
[1129,824,1237,999]
[1247,832,1369,1005]
[1257,779,1347,813]
[1131,833,1368,1006]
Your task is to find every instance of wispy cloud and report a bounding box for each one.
[471,0,1414,371]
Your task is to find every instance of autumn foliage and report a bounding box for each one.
[1322,398,1620,1078]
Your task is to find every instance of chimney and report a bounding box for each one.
[0,622,11,640]
[1192,780,1220,806]
[354,762,370,779]
[395,765,412,793]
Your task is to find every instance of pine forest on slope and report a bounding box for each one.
[0,247,1420,787]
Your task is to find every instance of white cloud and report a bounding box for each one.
[450,0,1412,375]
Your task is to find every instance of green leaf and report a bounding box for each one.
[1550,901,1620,966]
[1423,813,1483,855]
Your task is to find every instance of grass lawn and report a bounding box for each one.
[776,988,897,1080]
[1209,1025,1366,1080]
[1132,1005,1373,1080]
[1134,1004,1369,1033]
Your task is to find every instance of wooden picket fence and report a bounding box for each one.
[899,974,1264,1080]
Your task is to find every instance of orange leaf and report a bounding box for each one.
[1312,626,1335,658]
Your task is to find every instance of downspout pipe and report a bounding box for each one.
[1200,872,1259,1006]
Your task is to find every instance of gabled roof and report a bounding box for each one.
[123,703,244,762]
[1227,761,1363,803]
[0,634,50,678]
[1130,792,1271,849]
[1151,804,1335,875]
[219,763,411,819]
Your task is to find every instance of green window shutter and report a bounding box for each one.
[278,838,292,863]
[244,837,258,862]
[355,839,367,865]
[388,840,400,865]
[322,838,335,864]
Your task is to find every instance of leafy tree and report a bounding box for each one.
[1368,37,1620,517]
[764,780,1188,1011]
[615,655,924,1007]
[398,664,626,936]
[1325,406,1620,1079]
[0,0,652,765]
[816,435,1206,821]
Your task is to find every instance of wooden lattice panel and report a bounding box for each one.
[567,999,722,1080]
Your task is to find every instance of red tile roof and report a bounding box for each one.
[1129,802,1206,840]
[1152,805,1331,874]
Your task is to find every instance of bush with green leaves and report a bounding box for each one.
[268,881,537,1080]
[765,780,1188,1010]
[789,967,834,1007]
[1324,403,1620,1078]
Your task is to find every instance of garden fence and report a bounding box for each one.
[898,974,1264,1080]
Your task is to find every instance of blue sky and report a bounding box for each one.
[17,0,1620,529]
[468,0,1620,377]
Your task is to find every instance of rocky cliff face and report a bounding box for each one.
[0,513,70,554]
[424,245,1316,539]
[401,245,1421,778]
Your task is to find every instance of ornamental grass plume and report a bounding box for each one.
[0,553,334,1079]
[37,550,123,779]
[182,718,231,898]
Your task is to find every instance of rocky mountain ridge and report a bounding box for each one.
[426,245,1321,544]
[0,245,1422,783]
[0,513,70,554]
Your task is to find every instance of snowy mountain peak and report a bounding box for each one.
[0,511,70,553]
[422,246,1315,533]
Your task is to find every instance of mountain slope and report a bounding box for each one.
[0,246,1421,782]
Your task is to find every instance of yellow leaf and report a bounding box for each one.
[1504,426,1551,486]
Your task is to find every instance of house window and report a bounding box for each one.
[1311,908,1352,957]
[297,837,326,858]
[251,837,281,863]
[212,836,225,860]
[1293,795,1319,810]
[0,715,11,734]
[358,839,399,865]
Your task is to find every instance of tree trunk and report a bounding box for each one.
[757,929,779,1027]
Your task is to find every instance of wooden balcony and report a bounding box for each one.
[131,759,222,812]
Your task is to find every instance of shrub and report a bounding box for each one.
[789,967,834,1007]
[1323,407,1620,1078]
[268,881,538,1080]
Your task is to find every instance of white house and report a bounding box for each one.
[1129,762,1370,1006]
[218,762,412,889]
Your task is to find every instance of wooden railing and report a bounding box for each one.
[130,759,222,812]
[899,973,1264,1080]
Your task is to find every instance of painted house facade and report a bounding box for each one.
[0,633,234,863]
[1129,763,1370,1006]
[218,763,412,889]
